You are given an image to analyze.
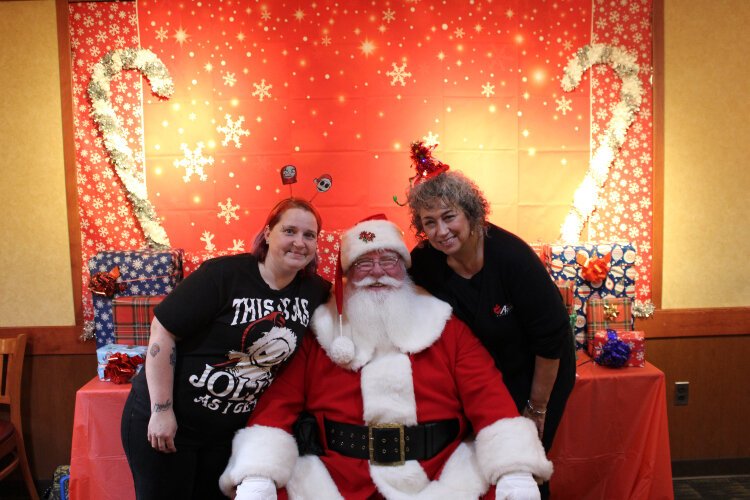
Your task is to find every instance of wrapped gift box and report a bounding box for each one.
[527,242,547,263]
[589,330,645,368]
[112,295,165,346]
[88,249,183,347]
[556,280,575,315]
[96,344,148,382]
[586,297,634,352]
[545,242,637,347]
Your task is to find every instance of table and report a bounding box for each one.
[70,356,673,500]
[548,356,673,499]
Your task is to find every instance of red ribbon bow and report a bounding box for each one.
[104,352,145,384]
[88,266,127,297]
[576,252,611,283]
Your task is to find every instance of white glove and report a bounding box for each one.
[235,476,277,500]
[495,472,540,500]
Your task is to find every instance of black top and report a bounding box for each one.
[409,224,575,413]
[131,253,331,439]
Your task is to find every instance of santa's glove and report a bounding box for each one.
[495,472,540,500]
[235,476,277,500]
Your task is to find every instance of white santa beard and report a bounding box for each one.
[344,277,416,354]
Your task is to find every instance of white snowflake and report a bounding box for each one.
[481,82,495,98]
[230,239,246,252]
[321,35,332,46]
[422,131,440,148]
[386,62,412,86]
[251,79,273,101]
[556,96,573,115]
[201,231,216,252]
[223,72,237,87]
[454,28,465,38]
[173,142,214,182]
[382,9,396,23]
[217,114,250,148]
[154,27,168,42]
[217,198,240,224]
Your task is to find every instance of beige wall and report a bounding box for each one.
[0,2,747,319]
[662,0,750,308]
[0,0,74,326]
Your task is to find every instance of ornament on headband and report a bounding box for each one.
[280,164,298,196]
[410,140,450,182]
[310,173,333,202]
[393,140,450,205]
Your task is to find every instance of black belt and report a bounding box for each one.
[324,418,459,466]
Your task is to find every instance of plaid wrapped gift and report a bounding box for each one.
[88,249,183,347]
[586,297,634,353]
[96,344,148,382]
[112,295,165,345]
[555,280,575,314]
[589,330,645,367]
[545,242,637,348]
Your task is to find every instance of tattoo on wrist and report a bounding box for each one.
[170,346,177,366]
[153,399,172,413]
[150,343,160,357]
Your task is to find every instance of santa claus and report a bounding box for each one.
[220,218,553,499]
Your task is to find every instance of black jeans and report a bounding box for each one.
[121,388,231,500]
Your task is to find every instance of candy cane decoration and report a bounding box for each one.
[559,44,644,243]
[88,48,174,248]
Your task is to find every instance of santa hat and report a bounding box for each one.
[339,217,412,272]
[329,215,411,365]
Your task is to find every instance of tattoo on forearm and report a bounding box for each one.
[170,346,177,366]
[153,399,172,413]
[150,343,160,357]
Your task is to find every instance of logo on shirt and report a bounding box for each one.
[188,312,297,415]
[493,303,513,317]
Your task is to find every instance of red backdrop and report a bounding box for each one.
[68,0,654,327]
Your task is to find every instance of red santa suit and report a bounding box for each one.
[220,285,553,499]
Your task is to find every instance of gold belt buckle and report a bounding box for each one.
[368,423,405,466]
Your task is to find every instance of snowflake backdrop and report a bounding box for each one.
[68,0,654,326]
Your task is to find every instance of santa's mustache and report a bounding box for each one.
[349,275,403,289]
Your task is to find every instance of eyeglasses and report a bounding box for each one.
[352,255,401,272]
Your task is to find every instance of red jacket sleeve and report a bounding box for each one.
[246,333,313,432]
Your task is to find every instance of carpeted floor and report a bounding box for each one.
[1,475,750,499]
[673,475,750,499]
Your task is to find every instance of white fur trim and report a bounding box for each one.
[361,352,417,425]
[219,426,298,496]
[340,219,411,271]
[311,286,452,370]
[370,441,489,500]
[286,456,344,500]
[329,335,355,364]
[475,417,554,483]
[285,444,490,500]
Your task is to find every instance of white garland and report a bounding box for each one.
[559,44,643,243]
[88,48,174,248]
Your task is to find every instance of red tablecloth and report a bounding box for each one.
[548,356,673,499]
[70,356,673,500]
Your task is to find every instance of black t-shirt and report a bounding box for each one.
[131,253,331,439]
[409,224,575,411]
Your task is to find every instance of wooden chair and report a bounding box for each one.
[0,334,39,500]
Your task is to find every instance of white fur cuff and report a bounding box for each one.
[475,417,554,483]
[219,425,298,496]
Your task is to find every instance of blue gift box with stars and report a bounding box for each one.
[88,249,183,347]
